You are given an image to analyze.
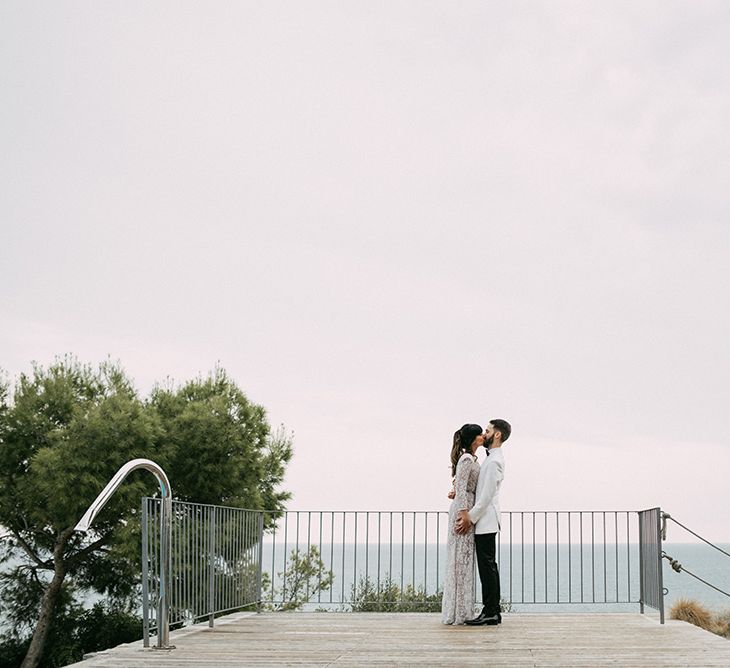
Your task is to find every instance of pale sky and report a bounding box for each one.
[2,2,729,540]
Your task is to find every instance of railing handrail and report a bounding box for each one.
[78,460,173,647]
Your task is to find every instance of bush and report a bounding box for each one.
[350,575,442,612]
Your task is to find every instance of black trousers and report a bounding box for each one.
[474,532,501,615]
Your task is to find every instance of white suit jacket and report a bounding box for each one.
[467,448,505,534]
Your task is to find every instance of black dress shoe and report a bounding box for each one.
[464,612,501,626]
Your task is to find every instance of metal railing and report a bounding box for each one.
[638,507,665,622]
[139,505,666,638]
[261,509,662,613]
[141,498,264,646]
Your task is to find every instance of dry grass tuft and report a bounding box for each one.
[670,599,715,632]
[713,610,730,639]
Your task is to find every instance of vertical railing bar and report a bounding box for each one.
[185,505,190,622]
[318,511,323,603]
[603,511,607,602]
[580,511,584,603]
[400,513,404,602]
[590,511,595,603]
[354,512,359,600]
[282,512,289,604]
[193,506,198,621]
[365,511,369,587]
[568,511,572,603]
[341,512,346,604]
[270,515,277,608]
[239,510,245,611]
[221,508,226,615]
[306,511,312,601]
[208,505,215,624]
[424,513,428,596]
[639,511,645,613]
[412,512,416,593]
[509,512,513,603]
[377,512,382,597]
[520,512,524,603]
[142,498,150,647]
[389,511,393,593]
[329,513,334,604]
[543,510,548,603]
[627,511,631,602]
[257,512,264,612]
[179,505,190,626]
[172,503,178,628]
[295,510,300,560]
[150,501,156,635]
[615,512,619,602]
[556,512,560,603]
[657,508,665,623]
[497,523,501,605]
[436,512,440,594]
[532,512,536,603]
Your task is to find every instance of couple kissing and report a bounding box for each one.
[441,419,511,626]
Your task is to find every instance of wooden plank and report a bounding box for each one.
[67,612,730,667]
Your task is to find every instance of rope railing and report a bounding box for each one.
[662,513,730,559]
[661,552,730,598]
[660,512,730,600]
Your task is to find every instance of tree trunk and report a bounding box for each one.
[20,532,72,668]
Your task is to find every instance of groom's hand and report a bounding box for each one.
[454,510,473,534]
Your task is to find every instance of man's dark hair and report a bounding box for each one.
[490,419,511,443]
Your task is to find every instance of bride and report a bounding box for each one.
[441,423,483,625]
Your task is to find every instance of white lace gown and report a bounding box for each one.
[441,453,480,625]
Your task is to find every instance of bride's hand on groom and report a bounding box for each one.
[454,510,473,535]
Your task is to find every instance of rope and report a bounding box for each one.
[662,514,730,558]
[661,552,730,598]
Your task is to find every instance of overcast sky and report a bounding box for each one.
[2,1,729,540]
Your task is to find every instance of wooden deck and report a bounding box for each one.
[68,612,730,667]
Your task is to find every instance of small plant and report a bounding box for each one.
[267,546,334,611]
[713,610,730,639]
[670,598,714,632]
[670,598,730,640]
[350,575,442,612]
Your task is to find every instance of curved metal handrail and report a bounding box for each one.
[74,458,173,649]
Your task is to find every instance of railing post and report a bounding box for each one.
[209,506,217,627]
[656,508,665,624]
[141,498,150,647]
[638,507,664,623]
[256,512,264,613]
[639,513,645,614]
[158,494,172,646]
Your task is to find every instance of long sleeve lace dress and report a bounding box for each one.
[441,452,480,625]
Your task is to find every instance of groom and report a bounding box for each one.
[455,419,511,626]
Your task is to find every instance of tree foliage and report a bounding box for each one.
[0,358,293,667]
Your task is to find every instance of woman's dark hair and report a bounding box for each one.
[450,423,483,477]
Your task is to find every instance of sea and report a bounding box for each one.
[261,541,730,614]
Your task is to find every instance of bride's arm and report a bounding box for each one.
[453,454,472,508]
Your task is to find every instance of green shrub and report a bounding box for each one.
[350,575,442,612]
